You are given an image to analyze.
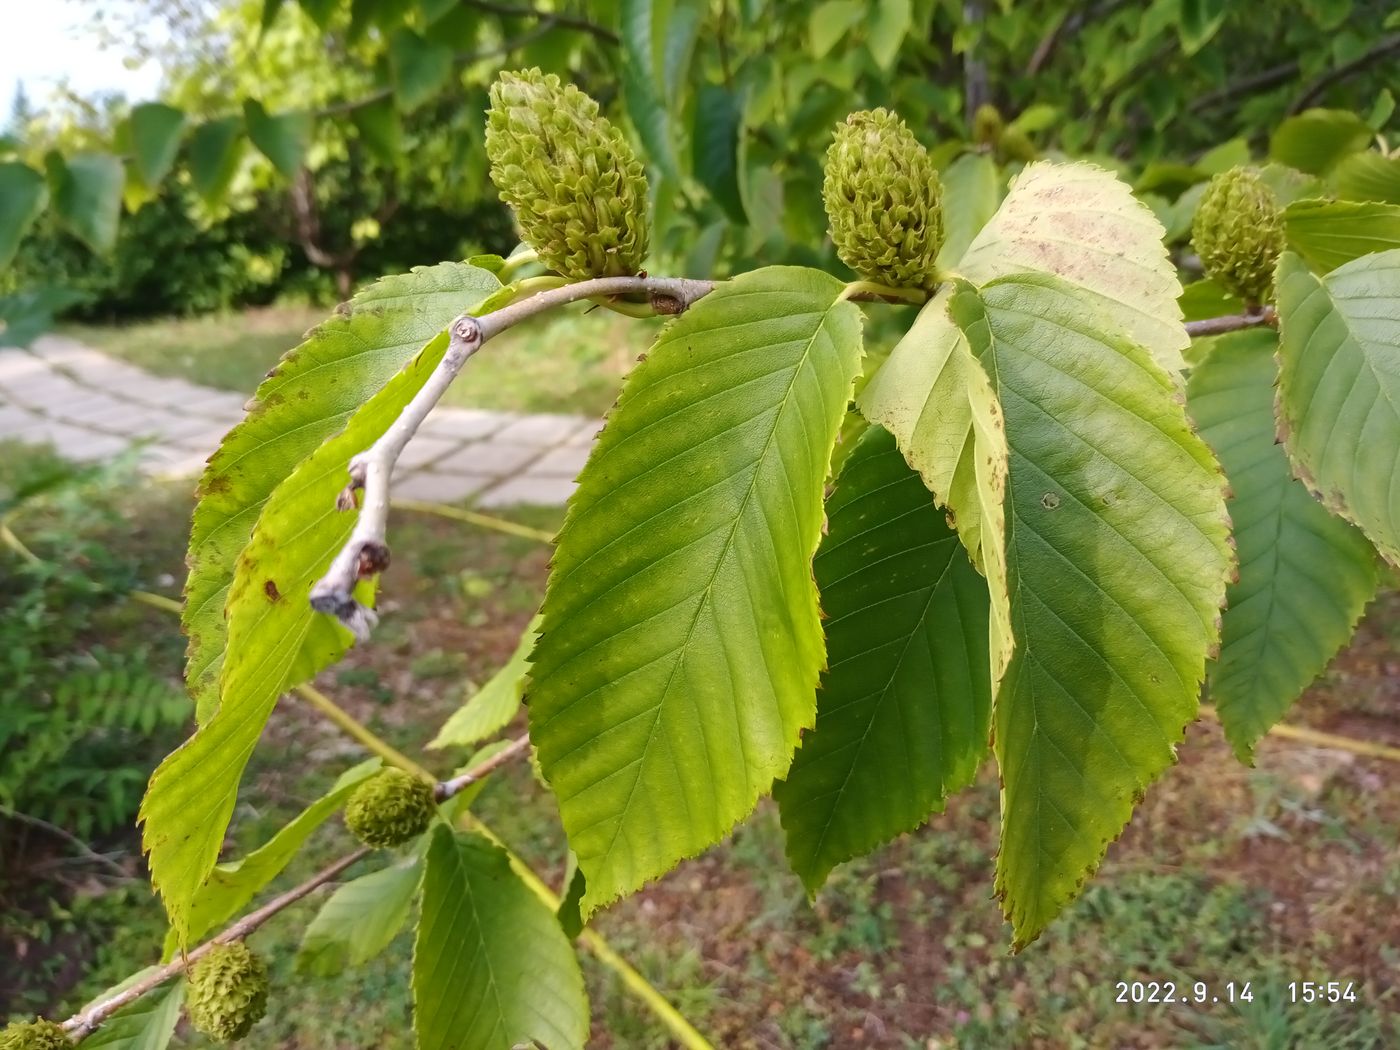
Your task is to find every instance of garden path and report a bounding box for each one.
[0,336,595,506]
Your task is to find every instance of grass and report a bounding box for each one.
[6,459,1400,1048]
[66,302,658,418]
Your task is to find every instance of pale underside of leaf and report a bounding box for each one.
[775,425,992,891]
[183,262,501,718]
[1188,329,1378,762]
[955,160,1188,374]
[1274,249,1400,567]
[857,283,1013,688]
[413,827,588,1050]
[298,857,423,976]
[528,266,863,917]
[80,976,185,1050]
[968,272,1231,949]
[428,614,540,750]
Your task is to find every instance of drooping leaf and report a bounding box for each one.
[0,286,89,348]
[556,853,586,939]
[954,161,1188,374]
[693,83,747,224]
[529,266,863,916]
[0,162,47,270]
[183,262,500,717]
[1275,249,1400,566]
[965,273,1231,948]
[936,152,1000,269]
[857,284,1013,688]
[1188,329,1378,762]
[298,856,422,976]
[428,615,539,750]
[1269,108,1372,175]
[81,975,185,1050]
[808,0,863,56]
[775,425,991,891]
[1178,277,1244,322]
[297,0,340,28]
[350,96,403,166]
[868,0,912,68]
[186,118,246,206]
[620,0,679,180]
[128,103,187,189]
[163,760,380,955]
[150,267,499,942]
[389,28,456,112]
[46,152,124,254]
[1177,0,1226,54]
[414,827,589,1050]
[1331,151,1400,204]
[1283,198,1400,273]
[243,99,313,177]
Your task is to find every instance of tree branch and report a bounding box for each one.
[308,275,713,636]
[1183,307,1277,338]
[1289,33,1400,114]
[61,735,534,1041]
[456,0,620,44]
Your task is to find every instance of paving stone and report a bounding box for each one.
[440,440,543,476]
[564,420,604,445]
[81,400,165,433]
[138,445,210,478]
[134,413,232,443]
[492,413,594,445]
[477,475,577,507]
[0,371,90,402]
[392,470,494,502]
[529,445,591,477]
[420,407,517,441]
[21,420,131,462]
[0,405,47,436]
[397,434,465,470]
[49,393,144,421]
[0,352,50,382]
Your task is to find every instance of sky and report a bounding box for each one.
[0,0,165,117]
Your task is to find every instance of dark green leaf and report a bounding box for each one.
[0,162,47,269]
[414,828,589,1050]
[128,103,187,189]
[297,0,340,28]
[1284,198,1400,272]
[1188,329,1377,762]
[350,96,402,165]
[47,152,124,254]
[620,0,679,180]
[81,975,184,1050]
[1331,151,1400,204]
[775,425,991,892]
[389,28,456,112]
[1269,108,1372,175]
[186,118,246,206]
[243,99,313,177]
[1178,0,1226,54]
[692,83,747,223]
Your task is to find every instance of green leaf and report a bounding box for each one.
[389,27,456,112]
[775,425,991,891]
[243,99,313,178]
[1178,277,1244,323]
[936,152,1000,269]
[1269,108,1372,176]
[261,0,287,30]
[186,118,246,206]
[128,103,187,189]
[1188,330,1378,762]
[152,267,499,941]
[1330,151,1400,204]
[0,162,47,270]
[183,262,500,717]
[530,266,863,915]
[967,272,1231,948]
[164,760,380,955]
[858,284,1013,687]
[557,854,586,939]
[414,827,589,1050]
[954,161,1188,374]
[1284,198,1400,273]
[1275,249,1400,566]
[298,856,422,976]
[47,152,124,255]
[428,615,538,750]
[620,0,679,181]
[0,286,89,348]
[1177,0,1226,54]
[692,83,747,224]
[81,976,185,1050]
[351,96,403,166]
[809,0,863,57]
[297,0,340,27]
[868,0,912,69]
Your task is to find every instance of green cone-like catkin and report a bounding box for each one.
[1191,167,1285,305]
[972,103,1004,147]
[344,768,436,849]
[823,109,945,290]
[0,1019,69,1050]
[186,943,269,1043]
[486,68,649,280]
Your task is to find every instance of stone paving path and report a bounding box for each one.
[0,335,596,507]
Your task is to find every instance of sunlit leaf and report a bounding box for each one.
[128,103,187,189]
[298,856,422,976]
[0,162,47,269]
